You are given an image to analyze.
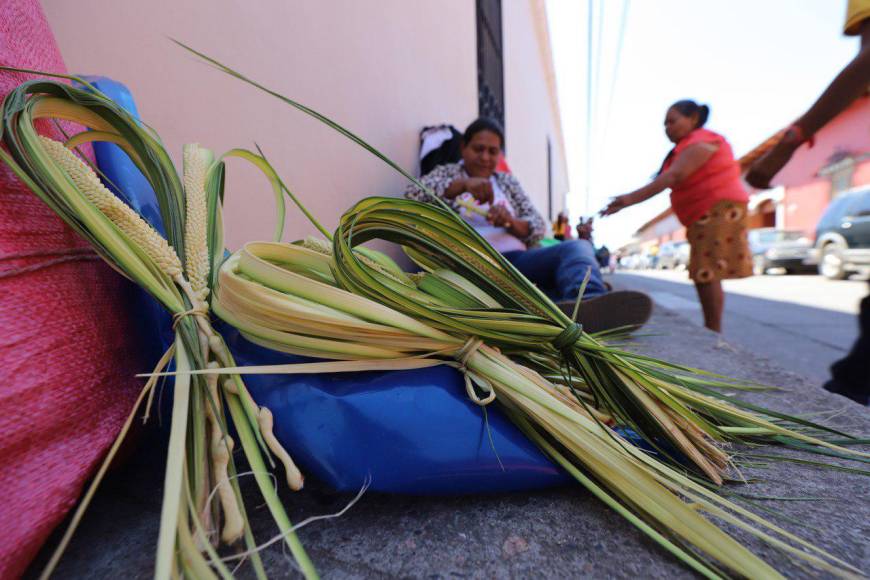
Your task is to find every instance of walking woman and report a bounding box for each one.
[601,100,751,332]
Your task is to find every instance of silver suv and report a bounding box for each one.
[813,186,870,279]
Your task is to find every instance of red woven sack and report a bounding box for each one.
[0,1,145,577]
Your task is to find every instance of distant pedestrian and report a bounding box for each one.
[552,211,572,241]
[575,216,594,241]
[576,217,606,266]
[647,244,660,270]
[600,100,750,332]
[596,245,611,270]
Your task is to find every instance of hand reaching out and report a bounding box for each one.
[600,194,633,216]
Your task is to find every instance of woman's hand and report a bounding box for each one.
[444,177,494,203]
[487,204,513,229]
[464,177,494,204]
[600,194,634,216]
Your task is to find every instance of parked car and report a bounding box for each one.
[674,241,690,270]
[748,228,813,275]
[812,186,870,280]
[620,253,648,270]
[657,241,690,270]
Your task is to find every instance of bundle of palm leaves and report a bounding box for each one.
[1,48,867,578]
[1,74,315,579]
[212,232,864,578]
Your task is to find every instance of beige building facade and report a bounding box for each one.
[44,0,568,249]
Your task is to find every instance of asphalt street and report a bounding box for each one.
[611,269,868,385]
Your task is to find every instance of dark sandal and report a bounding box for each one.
[557,290,653,334]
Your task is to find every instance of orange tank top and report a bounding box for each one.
[664,128,749,226]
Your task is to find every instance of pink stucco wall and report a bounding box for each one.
[782,180,832,235]
[774,96,870,235]
[773,96,870,188]
[852,157,870,184]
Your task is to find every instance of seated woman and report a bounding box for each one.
[404,117,651,333]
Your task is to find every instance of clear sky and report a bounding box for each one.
[546,0,860,249]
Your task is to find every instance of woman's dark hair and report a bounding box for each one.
[670,100,710,128]
[463,117,505,148]
[657,100,711,174]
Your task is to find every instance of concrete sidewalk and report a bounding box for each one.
[30,304,870,579]
[611,270,866,385]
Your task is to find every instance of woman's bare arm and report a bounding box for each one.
[601,143,717,215]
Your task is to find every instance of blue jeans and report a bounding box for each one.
[503,240,607,303]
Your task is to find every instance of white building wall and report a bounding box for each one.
[43,0,568,248]
[502,0,569,224]
[43,0,478,249]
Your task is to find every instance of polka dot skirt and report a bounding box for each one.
[686,201,753,283]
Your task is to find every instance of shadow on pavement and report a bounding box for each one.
[612,271,864,385]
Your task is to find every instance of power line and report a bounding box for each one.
[593,0,605,128]
[601,0,631,160]
[583,0,631,214]
[584,0,595,212]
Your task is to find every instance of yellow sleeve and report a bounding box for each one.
[845,0,870,35]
